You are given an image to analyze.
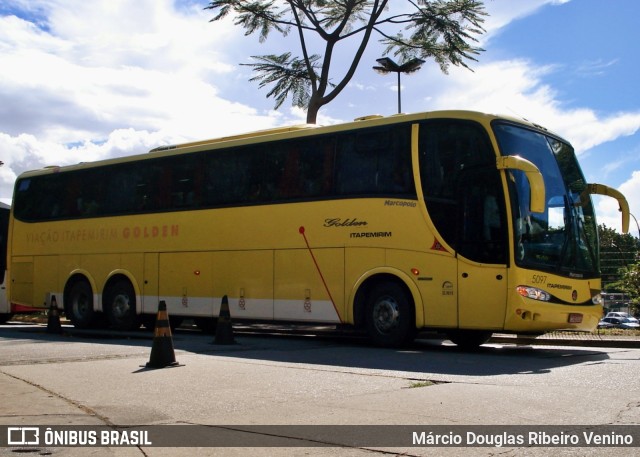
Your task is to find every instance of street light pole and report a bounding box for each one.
[373,57,425,114]
[630,212,640,239]
[396,71,402,113]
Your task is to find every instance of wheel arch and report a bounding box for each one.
[350,268,423,330]
[64,270,98,311]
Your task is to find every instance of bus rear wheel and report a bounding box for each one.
[66,280,98,329]
[447,330,492,349]
[104,280,139,331]
[194,317,217,334]
[365,281,415,347]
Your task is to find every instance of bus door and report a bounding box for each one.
[455,167,508,329]
[417,120,508,330]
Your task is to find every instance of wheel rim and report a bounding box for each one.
[73,293,91,319]
[111,293,131,319]
[372,295,400,334]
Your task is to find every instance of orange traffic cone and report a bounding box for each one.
[213,295,235,345]
[47,295,62,334]
[146,301,180,368]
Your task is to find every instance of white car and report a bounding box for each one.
[604,311,630,319]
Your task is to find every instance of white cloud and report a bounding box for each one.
[1,0,639,224]
[428,59,640,155]
[595,171,640,236]
[0,0,291,200]
[424,54,640,235]
[0,128,174,202]
[0,1,250,142]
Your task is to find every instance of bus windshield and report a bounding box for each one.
[493,122,599,278]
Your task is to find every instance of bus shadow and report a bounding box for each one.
[2,323,612,377]
[189,329,612,378]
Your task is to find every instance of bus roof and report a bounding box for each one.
[15,110,563,178]
[148,124,319,153]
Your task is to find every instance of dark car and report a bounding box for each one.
[619,317,640,329]
[597,317,618,329]
[598,316,640,329]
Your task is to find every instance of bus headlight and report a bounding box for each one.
[592,293,602,305]
[516,285,551,302]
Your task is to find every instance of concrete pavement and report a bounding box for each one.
[0,322,638,456]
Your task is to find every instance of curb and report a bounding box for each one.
[489,335,640,348]
[7,320,640,349]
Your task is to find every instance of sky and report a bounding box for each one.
[0,0,639,235]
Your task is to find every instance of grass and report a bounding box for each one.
[407,381,434,389]
[548,328,640,337]
[591,328,640,337]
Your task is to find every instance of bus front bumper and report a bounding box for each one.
[503,300,602,333]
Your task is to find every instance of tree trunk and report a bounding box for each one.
[306,96,322,124]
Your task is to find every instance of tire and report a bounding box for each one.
[140,314,156,331]
[447,330,492,350]
[365,281,415,347]
[195,317,217,334]
[65,280,98,329]
[169,316,184,331]
[104,280,139,331]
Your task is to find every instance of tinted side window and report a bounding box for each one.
[203,148,252,206]
[14,175,64,220]
[419,120,506,263]
[14,124,417,222]
[335,125,414,197]
[274,137,335,199]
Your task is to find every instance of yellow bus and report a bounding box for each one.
[7,110,630,347]
[0,203,10,323]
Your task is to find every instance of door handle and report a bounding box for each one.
[461,273,503,280]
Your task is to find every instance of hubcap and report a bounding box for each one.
[74,294,90,317]
[112,293,130,319]
[372,296,399,334]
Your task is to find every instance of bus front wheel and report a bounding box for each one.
[66,280,98,329]
[447,330,492,349]
[104,280,140,331]
[365,282,415,347]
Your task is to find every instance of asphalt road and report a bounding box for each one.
[0,322,638,456]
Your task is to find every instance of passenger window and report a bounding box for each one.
[335,125,414,197]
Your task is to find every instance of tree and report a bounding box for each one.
[610,264,640,316]
[599,224,639,289]
[206,0,487,123]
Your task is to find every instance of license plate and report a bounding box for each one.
[568,313,583,323]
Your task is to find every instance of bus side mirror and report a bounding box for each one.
[579,183,630,234]
[496,156,545,214]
